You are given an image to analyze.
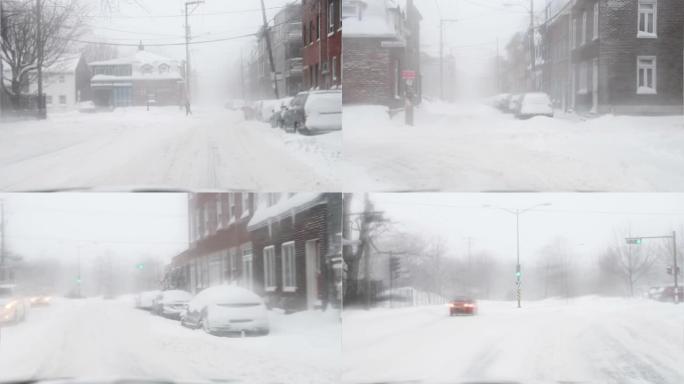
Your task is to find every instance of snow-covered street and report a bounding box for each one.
[343,103,684,191]
[343,297,684,384]
[0,297,341,384]
[0,107,341,191]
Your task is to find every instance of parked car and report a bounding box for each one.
[77,101,97,113]
[493,93,511,111]
[256,99,280,123]
[516,92,554,119]
[448,296,477,316]
[181,285,269,336]
[152,289,193,319]
[301,90,342,135]
[0,284,29,324]
[135,290,162,310]
[658,286,684,302]
[282,91,309,133]
[508,94,523,114]
[647,286,665,300]
[29,294,53,307]
[272,97,293,128]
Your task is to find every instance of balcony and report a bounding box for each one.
[285,58,303,76]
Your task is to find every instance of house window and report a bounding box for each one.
[581,11,587,45]
[216,197,223,228]
[229,194,236,219]
[637,56,656,94]
[332,56,338,81]
[242,193,250,216]
[309,21,315,44]
[316,14,320,40]
[159,63,169,73]
[141,64,153,74]
[59,95,66,104]
[328,1,335,34]
[281,241,296,292]
[638,0,657,37]
[593,2,599,40]
[46,95,53,105]
[263,246,276,291]
[241,244,253,290]
[393,61,400,99]
[58,75,65,83]
[570,17,576,48]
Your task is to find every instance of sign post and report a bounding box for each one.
[402,70,417,126]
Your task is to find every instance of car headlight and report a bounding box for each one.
[5,301,16,310]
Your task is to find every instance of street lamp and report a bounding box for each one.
[483,202,551,308]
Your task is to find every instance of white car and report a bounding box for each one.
[302,90,342,135]
[152,289,192,319]
[181,285,269,336]
[135,290,162,310]
[0,284,29,324]
[517,92,554,119]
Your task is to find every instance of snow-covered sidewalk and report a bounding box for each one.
[0,297,341,384]
[0,106,341,191]
[343,102,684,191]
[343,296,684,384]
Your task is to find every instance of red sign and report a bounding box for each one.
[401,70,416,80]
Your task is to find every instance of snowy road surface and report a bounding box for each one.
[0,107,340,191]
[0,298,341,384]
[343,297,684,384]
[343,103,684,191]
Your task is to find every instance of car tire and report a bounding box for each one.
[256,328,270,336]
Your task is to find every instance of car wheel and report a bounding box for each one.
[257,328,270,336]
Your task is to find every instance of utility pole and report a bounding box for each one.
[1,0,4,118]
[528,0,535,91]
[184,1,203,107]
[673,231,679,304]
[240,49,245,101]
[36,0,45,119]
[363,194,372,309]
[439,19,458,100]
[260,0,279,99]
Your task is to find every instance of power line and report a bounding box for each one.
[60,33,256,47]
[87,5,285,19]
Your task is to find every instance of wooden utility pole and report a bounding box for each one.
[184,1,204,106]
[260,0,279,99]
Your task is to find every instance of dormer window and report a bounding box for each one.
[141,64,153,75]
[158,63,170,74]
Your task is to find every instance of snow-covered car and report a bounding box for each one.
[448,296,477,316]
[0,284,30,324]
[301,90,342,135]
[256,99,280,122]
[647,286,665,300]
[152,289,193,319]
[181,285,269,336]
[495,93,511,110]
[516,92,554,119]
[77,101,97,113]
[508,94,523,114]
[135,290,162,310]
[272,97,293,128]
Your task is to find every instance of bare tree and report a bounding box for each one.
[1,0,88,108]
[599,231,661,296]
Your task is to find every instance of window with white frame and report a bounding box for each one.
[638,0,657,37]
[241,244,253,290]
[281,241,297,292]
[637,56,656,94]
[581,11,587,45]
[332,56,338,81]
[328,1,335,34]
[242,193,250,215]
[593,2,599,40]
[571,17,576,48]
[263,246,276,291]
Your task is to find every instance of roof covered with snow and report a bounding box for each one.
[248,193,326,229]
[44,54,83,74]
[89,49,179,67]
[343,0,401,38]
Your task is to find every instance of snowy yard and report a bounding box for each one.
[343,297,684,384]
[0,106,341,191]
[0,297,341,384]
[343,102,684,191]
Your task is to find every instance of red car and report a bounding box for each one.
[449,297,477,316]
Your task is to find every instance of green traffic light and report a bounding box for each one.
[137,263,144,270]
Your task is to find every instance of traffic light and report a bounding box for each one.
[136,263,144,270]
[76,277,81,284]
[626,237,643,245]
[515,265,521,280]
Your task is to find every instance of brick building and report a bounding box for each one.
[342,0,421,107]
[302,0,342,90]
[165,193,342,313]
[540,0,684,114]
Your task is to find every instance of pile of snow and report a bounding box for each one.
[343,0,399,38]
[248,193,324,229]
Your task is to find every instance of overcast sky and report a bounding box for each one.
[0,193,188,264]
[369,193,684,265]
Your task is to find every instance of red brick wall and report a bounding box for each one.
[302,0,341,90]
[343,37,401,106]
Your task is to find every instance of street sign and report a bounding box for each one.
[401,70,416,80]
[626,237,643,245]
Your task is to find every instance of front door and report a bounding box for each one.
[305,239,321,310]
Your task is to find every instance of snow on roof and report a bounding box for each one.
[89,49,179,67]
[344,0,400,38]
[91,73,182,82]
[44,54,82,73]
[248,193,325,229]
